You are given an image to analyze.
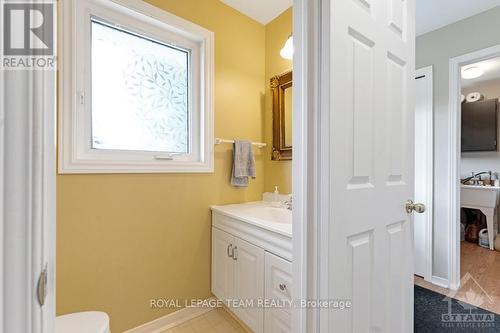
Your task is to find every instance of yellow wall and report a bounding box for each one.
[56,1,266,332]
[263,8,293,194]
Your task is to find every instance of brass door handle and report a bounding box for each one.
[405,200,426,214]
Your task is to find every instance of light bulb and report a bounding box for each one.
[280,35,293,60]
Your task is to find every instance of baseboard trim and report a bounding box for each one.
[431,276,449,289]
[123,298,217,333]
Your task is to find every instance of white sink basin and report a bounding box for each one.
[232,205,291,223]
[211,202,292,237]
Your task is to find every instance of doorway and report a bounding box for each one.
[1,1,314,332]
[447,47,500,315]
[449,45,500,292]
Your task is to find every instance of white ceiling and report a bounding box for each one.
[220,0,292,25]
[461,57,500,88]
[220,0,500,35]
[417,0,500,36]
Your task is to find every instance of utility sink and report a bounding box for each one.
[461,185,500,208]
[460,185,500,250]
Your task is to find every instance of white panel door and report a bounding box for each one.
[414,67,433,278]
[320,0,416,332]
[211,227,234,302]
[233,237,265,333]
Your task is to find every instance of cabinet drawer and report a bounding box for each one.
[265,252,292,313]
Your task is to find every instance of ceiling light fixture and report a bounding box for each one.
[280,34,293,60]
[462,66,484,80]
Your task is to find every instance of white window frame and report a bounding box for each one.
[59,0,214,173]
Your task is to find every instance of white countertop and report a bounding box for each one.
[211,201,292,237]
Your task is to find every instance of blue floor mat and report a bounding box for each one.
[415,285,500,332]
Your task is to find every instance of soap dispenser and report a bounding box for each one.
[271,186,281,207]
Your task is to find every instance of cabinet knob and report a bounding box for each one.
[279,283,287,291]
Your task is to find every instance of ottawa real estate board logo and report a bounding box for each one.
[1,0,56,70]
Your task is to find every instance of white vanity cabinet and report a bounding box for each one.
[211,227,265,332]
[211,203,293,333]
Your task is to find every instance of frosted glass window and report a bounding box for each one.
[91,19,190,153]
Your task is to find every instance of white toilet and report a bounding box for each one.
[56,311,110,333]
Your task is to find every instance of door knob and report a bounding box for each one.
[405,200,426,214]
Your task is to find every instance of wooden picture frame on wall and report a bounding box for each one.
[270,70,292,160]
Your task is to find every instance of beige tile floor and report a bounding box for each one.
[415,241,500,314]
[161,307,249,333]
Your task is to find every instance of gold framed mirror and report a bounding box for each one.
[270,70,292,160]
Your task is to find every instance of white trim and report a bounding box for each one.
[292,0,319,332]
[431,275,450,289]
[0,21,4,332]
[448,44,500,291]
[58,0,214,174]
[123,301,217,333]
[415,66,434,283]
[317,0,332,331]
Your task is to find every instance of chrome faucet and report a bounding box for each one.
[471,172,478,185]
[284,196,292,211]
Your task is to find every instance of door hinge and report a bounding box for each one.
[37,265,48,307]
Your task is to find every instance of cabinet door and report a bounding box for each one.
[211,227,234,302]
[233,237,265,333]
[461,99,498,151]
[264,307,291,333]
[264,252,292,332]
